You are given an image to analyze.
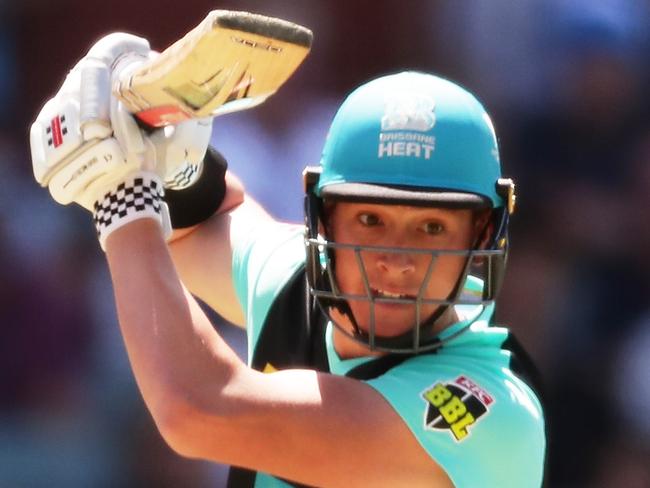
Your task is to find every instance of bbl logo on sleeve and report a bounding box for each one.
[422,375,494,442]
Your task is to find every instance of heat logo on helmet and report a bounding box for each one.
[422,375,494,442]
[378,94,435,160]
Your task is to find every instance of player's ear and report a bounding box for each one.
[473,209,494,250]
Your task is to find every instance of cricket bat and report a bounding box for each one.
[114,10,313,128]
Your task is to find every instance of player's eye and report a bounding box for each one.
[421,221,444,235]
[358,212,383,227]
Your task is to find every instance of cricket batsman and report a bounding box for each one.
[29,10,546,487]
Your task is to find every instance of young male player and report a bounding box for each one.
[30,37,545,487]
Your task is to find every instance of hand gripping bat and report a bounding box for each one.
[29,10,312,204]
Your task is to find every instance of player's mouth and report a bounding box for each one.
[370,287,416,301]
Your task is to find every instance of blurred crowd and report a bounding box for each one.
[1,0,649,486]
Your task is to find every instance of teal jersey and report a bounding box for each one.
[232,223,546,488]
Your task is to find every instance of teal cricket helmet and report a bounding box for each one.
[303,71,516,354]
[316,71,505,209]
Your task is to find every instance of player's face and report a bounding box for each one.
[328,202,484,342]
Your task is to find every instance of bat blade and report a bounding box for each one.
[114,10,313,128]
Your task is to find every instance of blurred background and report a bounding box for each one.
[1,0,649,486]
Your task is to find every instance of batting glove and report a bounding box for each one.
[30,33,172,249]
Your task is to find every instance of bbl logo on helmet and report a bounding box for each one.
[378,93,436,160]
[422,375,494,442]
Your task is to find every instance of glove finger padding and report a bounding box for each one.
[110,94,148,169]
[86,32,150,68]
[81,33,150,139]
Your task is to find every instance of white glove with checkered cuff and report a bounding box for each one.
[93,171,171,250]
[29,33,173,249]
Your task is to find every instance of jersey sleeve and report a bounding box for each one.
[231,221,305,357]
[365,353,546,488]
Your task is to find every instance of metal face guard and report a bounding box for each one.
[306,237,505,353]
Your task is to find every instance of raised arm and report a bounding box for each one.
[105,219,452,487]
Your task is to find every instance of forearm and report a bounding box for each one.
[104,219,244,432]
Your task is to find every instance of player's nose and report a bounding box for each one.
[375,251,416,275]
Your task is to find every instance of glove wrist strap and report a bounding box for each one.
[93,171,171,250]
[166,147,228,229]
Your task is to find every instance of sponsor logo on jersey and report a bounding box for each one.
[378,94,435,160]
[421,375,494,442]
